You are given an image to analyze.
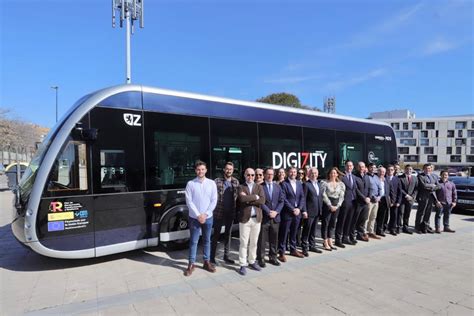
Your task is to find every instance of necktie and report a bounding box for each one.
[268,183,273,198]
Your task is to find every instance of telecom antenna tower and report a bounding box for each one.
[112,0,144,84]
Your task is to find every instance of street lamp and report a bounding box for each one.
[51,86,59,123]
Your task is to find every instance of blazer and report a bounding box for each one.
[354,172,370,205]
[260,182,285,223]
[380,177,391,206]
[303,180,323,218]
[399,173,418,202]
[237,182,265,224]
[417,173,441,202]
[387,175,402,206]
[281,179,305,219]
[341,173,357,202]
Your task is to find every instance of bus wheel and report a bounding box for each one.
[160,206,189,250]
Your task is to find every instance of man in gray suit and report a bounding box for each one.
[398,164,418,234]
[415,164,441,234]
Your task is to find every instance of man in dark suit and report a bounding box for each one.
[386,164,402,235]
[278,167,305,261]
[415,163,441,234]
[301,167,323,256]
[375,166,391,236]
[353,161,371,242]
[398,164,418,234]
[257,168,284,267]
[336,160,357,247]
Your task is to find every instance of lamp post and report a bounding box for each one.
[51,86,59,123]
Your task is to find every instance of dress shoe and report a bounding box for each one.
[258,260,266,268]
[203,260,216,273]
[210,258,219,266]
[309,247,323,253]
[184,264,195,277]
[376,232,386,237]
[349,238,358,245]
[335,241,346,248]
[330,245,337,250]
[402,227,413,234]
[223,256,235,264]
[342,238,353,245]
[249,262,262,271]
[238,266,247,276]
[444,227,456,233]
[435,228,441,234]
[426,229,434,234]
[357,234,369,242]
[368,233,381,240]
[290,250,304,258]
[268,257,281,266]
[389,230,397,236]
[302,250,309,257]
[396,228,400,234]
[277,254,287,262]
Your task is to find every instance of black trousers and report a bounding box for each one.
[398,200,414,228]
[335,200,353,242]
[355,203,369,237]
[415,197,435,230]
[321,205,339,239]
[257,219,279,260]
[376,198,389,234]
[387,205,399,231]
[342,200,358,240]
[210,215,234,260]
[301,215,320,251]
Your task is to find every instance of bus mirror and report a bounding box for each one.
[81,128,98,141]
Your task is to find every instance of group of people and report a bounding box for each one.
[183,160,457,276]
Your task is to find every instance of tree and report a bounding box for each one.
[256,93,321,111]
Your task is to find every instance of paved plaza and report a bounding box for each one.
[0,190,473,315]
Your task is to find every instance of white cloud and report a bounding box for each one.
[264,75,321,84]
[423,39,458,56]
[324,68,387,91]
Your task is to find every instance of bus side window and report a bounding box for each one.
[100,150,127,189]
[47,141,88,192]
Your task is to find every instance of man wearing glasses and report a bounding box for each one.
[237,168,266,275]
[255,168,264,185]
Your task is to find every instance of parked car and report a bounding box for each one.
[450,176,474,213]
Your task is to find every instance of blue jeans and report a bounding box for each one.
[435,203,452,229]
[188,216,213,264]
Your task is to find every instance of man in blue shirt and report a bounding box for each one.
[184,161,218,276]
[366,163,382,239]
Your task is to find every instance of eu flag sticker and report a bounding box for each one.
[48,221,65,232]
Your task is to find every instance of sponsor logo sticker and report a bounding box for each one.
[48,212,75,221]
[48,221,65,232]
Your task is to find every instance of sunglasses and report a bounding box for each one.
[246,174,255,177]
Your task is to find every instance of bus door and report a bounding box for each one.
[89,107,149,256]
[336,132,363,169]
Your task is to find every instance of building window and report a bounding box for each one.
[456,147,462,155]
[400,138,416,146]
[455,138,466,146]
[427,155,437,162]
[403,122,409,130]
[455,121,467,129]
[398,147,409,154]
[446,147,452,154]
[435,130,439,138]
[468,130,474,137]
[420,130,428,138]
[472,121,474,129]
[391,123,400,130]
[404,155,419,162]
[467,155,474,163]
[412,122,421,130]
[396,131,413,138]
[420,139,429,146]
[471,139,474,146]
[471,147,474,154]
[447,130,454,137]
[450,155,461,163]
[426,122,435,129]
[424,147,434,154]
[458,130,464,137]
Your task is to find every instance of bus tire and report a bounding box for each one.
[160,205,190,251]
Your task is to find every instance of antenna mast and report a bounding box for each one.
[112,0,144,84]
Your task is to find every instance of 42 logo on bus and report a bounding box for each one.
[123,113,142,126]
[272,151,328,169]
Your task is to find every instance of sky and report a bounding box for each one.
[1,0,473,128]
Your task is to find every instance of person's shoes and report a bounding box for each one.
[203,260,216,273]
[302,250,309,257]
[223,256,235,264]
[268,257,281,266]
[238,266,247,276]
[368,233,381,240]
[396,228,400,234]
[335,241,346,248]
[349,238,358,245]
[210,258,219,266]
[309,247,323,253]
[258,260,266,268]
[444,227,455,233]
[342,238,353,245]
[376,231,386,237]
[435,228,441,234]
[402,227,413,234]
[249,262,262,271]
[389,230,397,236]
[277,254,287,262]
[290,250,305,258]
[184,264,195,277]
[426,228,434,234]
[358,234,369,242]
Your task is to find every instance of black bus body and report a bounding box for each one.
[12,85,396,258]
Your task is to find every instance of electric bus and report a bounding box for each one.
[12,84,396,259]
